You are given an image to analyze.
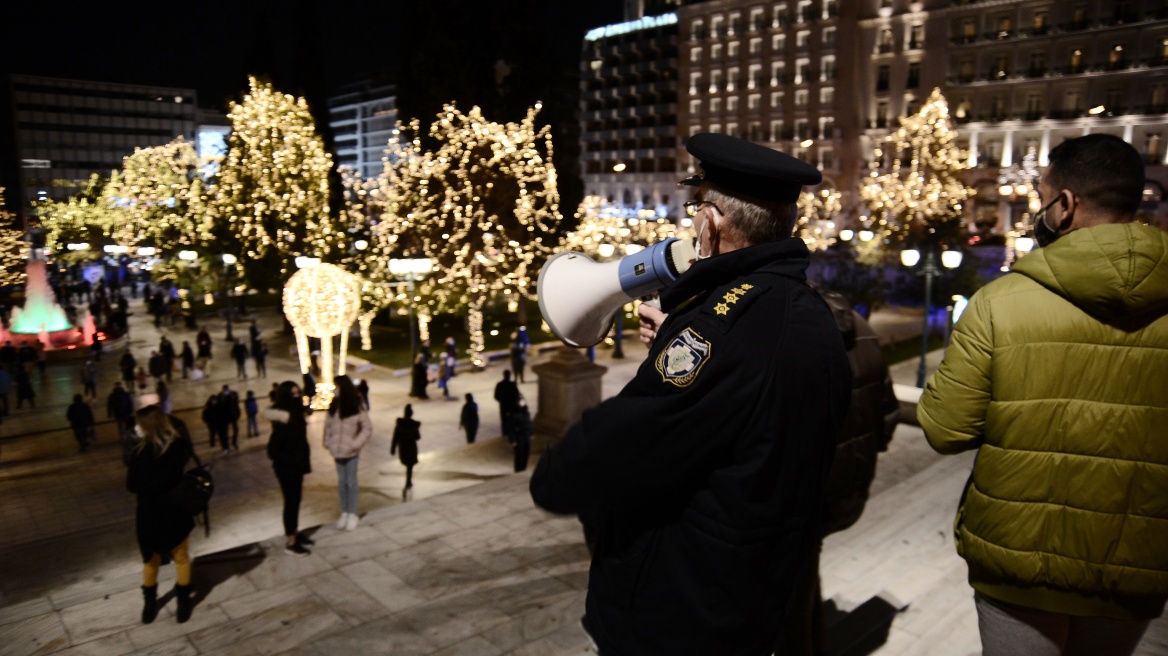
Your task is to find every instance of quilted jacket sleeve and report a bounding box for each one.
[918,289,994,455]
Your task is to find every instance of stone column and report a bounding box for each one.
[532,347,608,444]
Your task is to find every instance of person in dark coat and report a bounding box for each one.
[66,394,97,452]
[81,359,98,398]
[0,367,10,416]
[108,382,135,438]
[265,381,313,556]
[14,365,34,409]
[148,351,167,381]
[355,378,370,409]
[777,290,899,655]
[493,370,519,436]
[231,339,249,379]
[202,395,228,451]
[196,328,212,360]
[220,385,242,447]
[158,336,175,381]
[409,353,429,399]
[0,341,16,369]
[120,350,137,385]
[530,133,852,655]
[252,338,268,378]
[390,404,421,495]
[244,390,260,437]
[180,342,195,379]
[459,393,479,444]
[126,405,196,624]
[507,398,533,472]
[509,334,528,384]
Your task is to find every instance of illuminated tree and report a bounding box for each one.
[209,77,333,290]
[859,88,974,255]
[563,196,693,258]
[371,103,563,367]
[796,187,843,252]
[36,174,119,257]
[0,188,27,287]
[104,136,208,255]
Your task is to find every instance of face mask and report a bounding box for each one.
[1032,194,1071,248]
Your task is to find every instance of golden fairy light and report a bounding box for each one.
[0,188,26,287]
[859,88,975,250]
[282,262,363,409]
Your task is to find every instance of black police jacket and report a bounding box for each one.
[531,238,852,656]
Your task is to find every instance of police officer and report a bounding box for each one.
[530,133,853,655]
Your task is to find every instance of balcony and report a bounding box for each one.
[950,34,980,46]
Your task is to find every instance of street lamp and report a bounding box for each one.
[901,245,963,388]
[388,256,434,359]
[222,253,237,341]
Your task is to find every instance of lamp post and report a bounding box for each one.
[901,245,963,388]
[221,253,237,341]
[388,256,434,359]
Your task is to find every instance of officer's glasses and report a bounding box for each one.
[684,200,723,217]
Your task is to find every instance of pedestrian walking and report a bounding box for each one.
[14,365,34,409]
[35,342,47,378]
[493,370,519,436]
[156,380,171,415]
[507,398,533,472]
[81,359,98,398]
[202,395,228,451]
[0,340,15,369]
[265,381,313,556]
[159,336,175,381]
[390,404,421,497]
[231,339,249,380]
[509,333,528,384]
[148,350,167,382]
[323,376,372,531]
[126,405,196,624]
[252,338,268,378]
[459,393,479,444]
[438,352,454,399]
[220,385,242,449]
[244,390,259,437]
[409,353,429,399]
[66,394,97,452]
[120,350,137,385]
[443,336,457,377]
[355,378,370,409]
[918,134,1168,656]
[196,328,212,360]
[107,382,135,438]
[135,366,149,391]
[180,342,194,379]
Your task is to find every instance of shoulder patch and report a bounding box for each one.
[655,328,711,387]
[704,281,769,325]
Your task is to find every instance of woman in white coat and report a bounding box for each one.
[323,375,373,530]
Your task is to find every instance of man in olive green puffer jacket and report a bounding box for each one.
[918,134,1168,656]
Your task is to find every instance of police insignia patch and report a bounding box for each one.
[656,328,711,387]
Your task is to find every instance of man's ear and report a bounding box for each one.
[1058,189,1076,231]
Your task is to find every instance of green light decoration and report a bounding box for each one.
[9,259,74,334]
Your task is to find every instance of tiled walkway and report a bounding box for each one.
[1,300,1165,655]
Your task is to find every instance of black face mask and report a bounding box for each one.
[1031,196,1072,248]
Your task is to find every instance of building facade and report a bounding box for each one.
[580,5,683,219]
[327,80,399,181]
[858,0,1168,231]
[8,74,197,209]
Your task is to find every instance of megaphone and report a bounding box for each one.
[538,238,697,348]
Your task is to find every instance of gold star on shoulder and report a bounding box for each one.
[723,292,740,304]
[740,284,753,290]
[731,286,749,295]
[714,303,730,315]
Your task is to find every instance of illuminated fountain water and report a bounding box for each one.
[3,258,90,350]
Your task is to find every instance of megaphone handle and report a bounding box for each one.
[640,294,661,310]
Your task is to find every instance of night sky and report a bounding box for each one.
[0,0,628,209]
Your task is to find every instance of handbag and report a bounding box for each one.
[171,450,214,536]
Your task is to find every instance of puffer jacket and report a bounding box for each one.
[918,222,1168,620]
[819,292,899,536]
[322,407,373,460]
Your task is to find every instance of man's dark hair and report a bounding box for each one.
[1047,134,1144,217]
[702,182,799,245]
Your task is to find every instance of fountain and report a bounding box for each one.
[2,258,91,351]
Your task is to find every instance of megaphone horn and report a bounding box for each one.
[538,238,697,348]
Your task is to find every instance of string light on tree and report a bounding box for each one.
[0,188,27,287]
[859,88,975,252]
[363,103,564,368]
[210,77,334,290]
[796,187,843,251]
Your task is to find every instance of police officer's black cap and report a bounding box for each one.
[679,133,821,203]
